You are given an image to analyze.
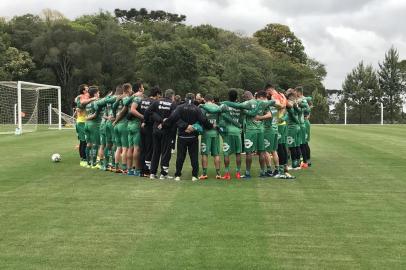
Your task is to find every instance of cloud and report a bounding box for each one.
[261,0,374,15]
[0,0,405,89]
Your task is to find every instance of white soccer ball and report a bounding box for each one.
[51,153,61,162]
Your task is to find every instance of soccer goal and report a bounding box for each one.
[0,81,63,134]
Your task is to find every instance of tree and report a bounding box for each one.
[254,23,307,63]
[342,62,380,124]
[310,89,329,124]
[114,8,186,24]
[378,47,404,123]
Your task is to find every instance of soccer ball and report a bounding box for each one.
[51,153,61,162]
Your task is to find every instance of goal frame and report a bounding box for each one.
[1,81,62,134]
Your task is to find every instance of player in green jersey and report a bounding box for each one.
[84,86,107,168]
[285,88,302,170]
[97,91,116,171]
[296,88,312,168]
[223,90,278,178]
[112,83,133,173]
[259,104,281,177]
[199,94,222,180]
[126,81,144,176]
[220,90,244,179]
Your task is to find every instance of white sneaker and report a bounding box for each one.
[160,174,174,180]
[174,176,181,181]
[150,174,157,180]
[192,176,198,182]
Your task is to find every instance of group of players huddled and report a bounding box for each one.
[74,81,312,181]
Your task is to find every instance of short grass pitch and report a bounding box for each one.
[1,125,405,269]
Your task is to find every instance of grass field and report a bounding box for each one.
[1,125,405,269]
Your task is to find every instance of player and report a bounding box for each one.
[112,83,133,173]
[74,84,92,166]
[139,86,162,176]
[163,93,213,181]
[199,94,222,180]
[126,82,144,176]
[146,89,177,180]
[285,89,301,170]
[223,90,277,178]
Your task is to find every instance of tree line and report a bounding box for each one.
[332,47,406,124]
[0,8,328,122]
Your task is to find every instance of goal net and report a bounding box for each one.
[0,81,64,134]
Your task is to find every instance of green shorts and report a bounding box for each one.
[201,135,220,156]
[287,125,300,148]
[76,122,86,141]
[106,121,114,145]
[244,130,265,153]
[222,134,242,156]
[304,120,311,142]
[278,125,287,144]
[114,121,129,148]
[299,124,306,145]
[128,122,141,147]
[264,128,278,152]
[85,122,100,145]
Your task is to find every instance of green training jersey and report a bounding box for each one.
[264,106,279,131]
[200,103,220,137]
[128,96,142,127]
[85,98,109,124]
[113,96,132,123]
[286,106,300,126]
[220,104,243,135]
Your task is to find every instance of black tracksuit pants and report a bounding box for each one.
[150,131,172,176]
[175,137,199,178]
[140,126,153,174]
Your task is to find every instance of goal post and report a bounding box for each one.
[0,81,64,134]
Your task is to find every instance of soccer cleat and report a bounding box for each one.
[115,169,123,174]
[292,166,301,171]
[149,174,157,180]
[134,171,141,177]
[235,172,241,179]
[199,175,208,180]
[300,162,309,169]
[127,170,135,176]
[159,174,173,180]
[174,176,181,181]
[216,175,222,180]
[260,172,268,178]
[80,161,87,167]
[241,174,251,180]
[222,172,231,180]
[284,173,296,179]
[192,176,198,182]
[122,169,128,175]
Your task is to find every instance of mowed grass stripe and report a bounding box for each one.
[0,131,183,269]
[119,180,274,269]
[1,126,406,269]
[256,125,406,269]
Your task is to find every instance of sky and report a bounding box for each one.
[1,0,406,89]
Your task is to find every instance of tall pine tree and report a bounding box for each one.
[378,47,404,123]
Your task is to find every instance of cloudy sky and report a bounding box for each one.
[1,0,405,89]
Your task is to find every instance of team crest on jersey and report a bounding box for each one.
[201,143,207,152]
[223,143,230,152]
[287,136,294,145]
[244,139,253,149]
[264,139,270,148]
[277,133,281,140]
